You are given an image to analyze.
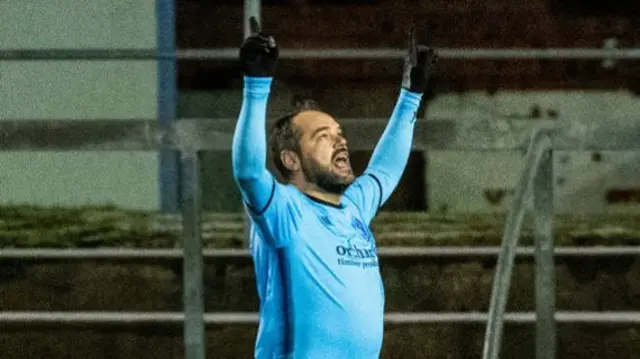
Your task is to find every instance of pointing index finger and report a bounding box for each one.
[249,16,261,35]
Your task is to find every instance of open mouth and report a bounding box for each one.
[332,150,350,170]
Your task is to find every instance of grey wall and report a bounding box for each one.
[0,0,159,210]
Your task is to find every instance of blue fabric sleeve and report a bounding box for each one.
[232,76,276,214]
[344,88,422,223]
[232,77,301,248]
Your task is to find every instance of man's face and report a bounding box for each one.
[293,111,355,194]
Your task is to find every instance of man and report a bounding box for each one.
[232,17,436,359]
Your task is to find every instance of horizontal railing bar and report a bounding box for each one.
[1,118,640,151]
[182,48,640,60]
[2,48,640,60]
[1,247,640,260]
[1,311,639,324]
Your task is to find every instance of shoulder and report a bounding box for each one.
[277,183,306,205]
[264,182,308,218]
[344,174,383,200]
[341,195,361,215]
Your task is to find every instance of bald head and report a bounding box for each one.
[292,110,341,142]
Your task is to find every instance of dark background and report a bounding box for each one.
[176,0,640,212]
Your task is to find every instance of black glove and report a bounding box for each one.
[239,17,278,77]
[401,27,438,94]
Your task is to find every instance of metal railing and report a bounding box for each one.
[3,246,640,260]
[482,129,555,359]
[2,311,640,326]
[3,47,640,60]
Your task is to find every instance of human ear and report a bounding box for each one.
[281,150,300,173]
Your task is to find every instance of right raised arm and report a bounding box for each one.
[232,17,279,214]
[232,76,275,213]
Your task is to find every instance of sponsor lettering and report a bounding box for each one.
[336,244,379,269]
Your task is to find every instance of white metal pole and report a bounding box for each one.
[241,0,261,248]
[182,151,205,359]
[244,0,261,39]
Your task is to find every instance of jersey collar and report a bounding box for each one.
[304,193,345,209]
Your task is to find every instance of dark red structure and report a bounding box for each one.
[178,0,640,92]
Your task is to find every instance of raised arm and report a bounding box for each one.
[232,77,274,212]
[364,88,422,205]
[367,31,437,205]
[232,17,279,213]
[344,29,437,220]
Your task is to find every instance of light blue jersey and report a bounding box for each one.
[250,175,386,358]
[232,77,422,359]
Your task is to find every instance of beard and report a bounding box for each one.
[300,155,355,195]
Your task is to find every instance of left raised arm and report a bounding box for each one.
[364,88,422,206]
[344,29,437,220]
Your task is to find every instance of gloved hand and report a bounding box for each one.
[239,17,278,77]
[401,26,438,94]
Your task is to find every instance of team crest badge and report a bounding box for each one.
[350,217,373,243]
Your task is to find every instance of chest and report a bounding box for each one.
[294,206,378,260]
